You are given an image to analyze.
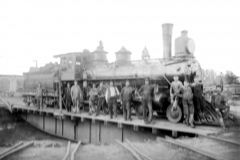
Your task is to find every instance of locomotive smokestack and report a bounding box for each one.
[162,23,173,59]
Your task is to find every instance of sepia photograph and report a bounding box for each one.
[0,0,239,160]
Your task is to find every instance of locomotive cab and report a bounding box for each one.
[54,50,93,81]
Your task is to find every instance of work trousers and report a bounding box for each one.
[142,98,153,123]
[72,97,80,113]
[194,95,205,112]
[65,98,71,112]
[182,99,194,115]
[108,97,117,118]
[96,97,105,116]
[193,95,206,121]
[89,99,97,113]
[122,100,131,120]
[36,96,42,109]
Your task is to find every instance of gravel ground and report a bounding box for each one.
[131,140,206,160]
[75,144,136,160]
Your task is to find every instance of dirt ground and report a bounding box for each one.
[75,144,136,160]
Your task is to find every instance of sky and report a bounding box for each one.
[0,0,240,76]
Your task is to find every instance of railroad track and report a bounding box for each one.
[157,135,240,160]
[116,139,154,160]
[0,141,34,160]
[116,135,240,160]
[0,141,81,160]
[62,141,81,160]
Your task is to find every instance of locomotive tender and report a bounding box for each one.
[22,23,213,124]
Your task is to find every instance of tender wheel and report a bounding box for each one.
[166,104,182,123]
[135,102,148,119]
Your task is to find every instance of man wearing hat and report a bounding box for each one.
[36,82,43,110]
[137,77,155,124]
[120,80,134,121]
[71,80,83,113]
[170,75,183,110]
[191,76,206,122]
[181,79,195,128]
[211,85,230,131]
[89,83,98,115]
[105,81,120,119]
[95,81,106,117]
[64,82,72,112]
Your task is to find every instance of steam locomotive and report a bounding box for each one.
[22,23,220,125]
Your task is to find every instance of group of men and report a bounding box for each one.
[170,75,229,130]
[170,75,198,128]
[63,80,83,113]
[61,79,155,124]
[35,76,229,129]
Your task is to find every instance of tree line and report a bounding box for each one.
[202,70,240,86]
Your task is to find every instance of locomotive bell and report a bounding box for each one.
[175,30,195,57]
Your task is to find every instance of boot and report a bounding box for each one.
[189,114,195,128]
[183,114,189,126]
[219,117,225,129]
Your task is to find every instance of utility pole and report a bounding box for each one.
[58,68,62,113]
[33,60,38,68]
[220,72,223,91]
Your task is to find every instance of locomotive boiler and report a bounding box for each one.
[22,23,221,125]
